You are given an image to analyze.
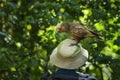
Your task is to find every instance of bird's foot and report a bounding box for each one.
[69,43,78,46]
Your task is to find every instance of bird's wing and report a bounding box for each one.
[76,25,104,40]
[73,25,89,36]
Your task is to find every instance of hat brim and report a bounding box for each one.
[50,47,88,69]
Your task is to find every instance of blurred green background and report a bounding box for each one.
[0,0,120,80]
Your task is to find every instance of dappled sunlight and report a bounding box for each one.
[0,0,120,80]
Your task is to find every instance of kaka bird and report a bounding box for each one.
[56,22,103,43]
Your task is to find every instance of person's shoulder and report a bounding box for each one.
[53,72,97,80]
[77,72,97,80]
[53,73,79,80]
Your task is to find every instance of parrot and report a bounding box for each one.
[56,22,104,44]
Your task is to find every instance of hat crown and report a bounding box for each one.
[57,39,80,58]
[50,39,89,69]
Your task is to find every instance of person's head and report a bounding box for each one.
[50,39,88,69]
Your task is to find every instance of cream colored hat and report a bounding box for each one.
[50,39,89,69]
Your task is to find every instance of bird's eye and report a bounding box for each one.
[61,26,65,30]
[57,26,65,32]
[61,26,64,28]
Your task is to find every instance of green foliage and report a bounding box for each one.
[0,0,120,80]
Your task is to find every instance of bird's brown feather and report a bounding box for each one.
[56,22,104,42]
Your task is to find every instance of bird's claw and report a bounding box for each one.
[69,43,78,46]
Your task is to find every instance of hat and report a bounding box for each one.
[50,39,89,69]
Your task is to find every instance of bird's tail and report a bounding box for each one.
[89,30,104,41]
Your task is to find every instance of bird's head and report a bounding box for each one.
[55,22,72,39]
[56,22,70,33]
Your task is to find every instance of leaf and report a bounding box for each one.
[95,23,105,31]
